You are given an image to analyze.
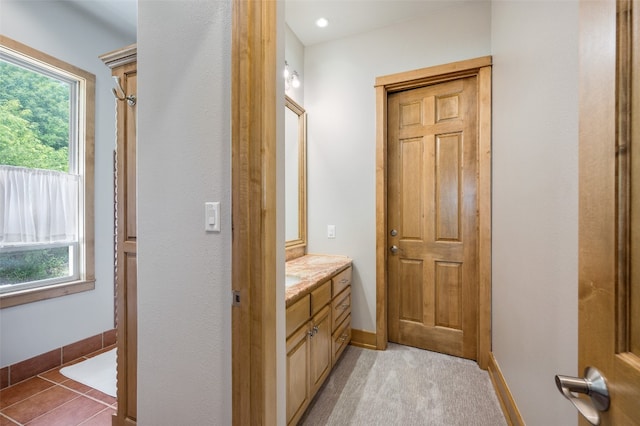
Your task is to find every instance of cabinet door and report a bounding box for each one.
[286,324,309,425]
[332,287,351,333]
[332,314,351,365]
[309,305,331,395]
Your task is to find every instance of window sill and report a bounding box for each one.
[0,279,96,309]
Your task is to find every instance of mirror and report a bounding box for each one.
[285,95,307,256]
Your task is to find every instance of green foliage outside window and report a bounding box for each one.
[0,59,72,286]
[0,99,69,171]
[0,60,70,172]
[0,247,70,285]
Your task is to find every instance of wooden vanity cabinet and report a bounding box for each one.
[332,312,351,363]
[311,280,331,315]
[331,267,352,365]
[286,287,331,426]
[332,266,351,296]
[309,305,331,395]
[331,287,351,364]
[286,317,310,424]
[286,265,352,425]
[309,280,332,398]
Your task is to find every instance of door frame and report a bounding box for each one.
[231,1,278,424]
[374,56,493,369]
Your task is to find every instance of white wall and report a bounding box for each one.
[303,1,492,332]
[491,1,578,425]
[0,0,134,367]
[136,0,235,423]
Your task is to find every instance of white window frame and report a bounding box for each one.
[0,36,95,308]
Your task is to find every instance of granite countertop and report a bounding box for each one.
[285,254,352,307]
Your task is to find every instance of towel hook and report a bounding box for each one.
[112,76,136,106]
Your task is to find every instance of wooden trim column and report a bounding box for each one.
[231,1,277,424]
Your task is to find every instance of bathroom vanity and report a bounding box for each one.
[285,254,352,425]
[282,96,352,424]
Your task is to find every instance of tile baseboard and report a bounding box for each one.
[0,329,116,389]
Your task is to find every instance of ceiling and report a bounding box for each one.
[286,0,466,46]
[67,0,466,47]
[67,0,137,41]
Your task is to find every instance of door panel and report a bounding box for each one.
[388,77,478,360]
[436,133,462,241]
[435,261,462,329]
[400,137,425,239]
[399,259,424,323]
[576,0,640,423]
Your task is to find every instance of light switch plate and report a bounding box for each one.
[205,202,221,232]
[327,225,336,239]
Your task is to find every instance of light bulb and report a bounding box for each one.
[283,62,290,79]
[291,72,300,88]
[316,17,329,28]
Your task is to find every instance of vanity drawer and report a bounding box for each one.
[286,294,310,338]
[332,315,351,364]
[332,266,352,296]
[311,280,331,316]
[331,287,351,331]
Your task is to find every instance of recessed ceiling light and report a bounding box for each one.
[316,17,329,28]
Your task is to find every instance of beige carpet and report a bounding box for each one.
[300,343,506,426]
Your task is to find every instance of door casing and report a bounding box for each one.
[231,1,278,424]
[375,57,493,369]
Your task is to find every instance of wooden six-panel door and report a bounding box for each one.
[574,0,640,423]
[387,77,478,360]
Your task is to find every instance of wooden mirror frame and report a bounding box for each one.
[285,95,307,260]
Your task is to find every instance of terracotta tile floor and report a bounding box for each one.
[0,346,117,425]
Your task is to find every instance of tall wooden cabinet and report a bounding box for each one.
[100,45,137,426]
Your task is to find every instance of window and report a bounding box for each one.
[0,36,95,307]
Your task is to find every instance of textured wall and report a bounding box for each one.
[491,1,579,424]
[137,0,234,423]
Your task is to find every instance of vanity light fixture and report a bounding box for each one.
[284,61,301,91]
